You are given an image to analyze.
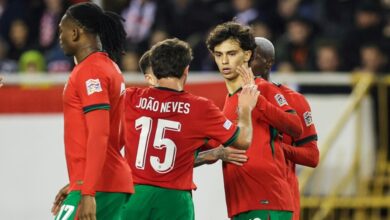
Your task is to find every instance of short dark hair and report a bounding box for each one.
[66,2,126,62]
[139,50,151,74]
[206,21,256,63]
[150,38,193,79]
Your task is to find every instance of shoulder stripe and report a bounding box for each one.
[223,127,240,147]
[83,103,110,114]
[294,134,318,146]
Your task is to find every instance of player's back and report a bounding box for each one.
[124,87,238,191]
[63,52,133,193]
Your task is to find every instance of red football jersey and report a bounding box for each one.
[124,87,239,190]
[278,84,318,220]
[63,52,134,194]
[223,78,294,217]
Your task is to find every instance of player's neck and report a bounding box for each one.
[224,76,243,95]
[74,45,100,64]
[156,78,184,92]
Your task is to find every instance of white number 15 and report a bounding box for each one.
[135,116,181,173]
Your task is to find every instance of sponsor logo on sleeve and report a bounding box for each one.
[223,120,233,130]
[274,93,288,106]
[303,111,313,127]
[86,79,102,95]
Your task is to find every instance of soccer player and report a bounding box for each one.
[251,37,319,220]
[121,38,259,220]
[52,3,133,220]
[139,49,248,167]
[206,22,303,220]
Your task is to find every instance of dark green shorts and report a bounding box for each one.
[54,191,130,220]
[120,184,194,220]
[233,210,292,220]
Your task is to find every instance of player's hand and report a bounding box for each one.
[218,147,248,166]
[237,64,255,86]
[0,76,3,88]
[51,184,69,216]
[238,84,260,111]
[78,195,96,220]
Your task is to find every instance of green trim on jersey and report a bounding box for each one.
[269,126,278,156]
[286,109,297,114]
[294,134,318,146]
[223,127,240,147]
[229,87,243,97]
[83,103,110,114]
[194,149,200,159]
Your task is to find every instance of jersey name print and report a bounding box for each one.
[124,87,239,190]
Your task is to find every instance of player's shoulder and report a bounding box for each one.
[125,87,148,96]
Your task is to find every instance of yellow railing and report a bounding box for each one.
[299,73,390,220]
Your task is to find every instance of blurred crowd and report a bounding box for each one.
[0,0,389,74]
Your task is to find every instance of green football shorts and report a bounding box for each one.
[120,184,194,220]
[233,210,293,220]
[54,190,130,220]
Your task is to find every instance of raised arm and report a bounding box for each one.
[230,84,259,150]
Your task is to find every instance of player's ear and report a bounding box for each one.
[244,50,252,63]
[72,27,81,42]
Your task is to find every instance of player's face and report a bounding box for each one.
[213,39,252,81]
[58,15,76,56]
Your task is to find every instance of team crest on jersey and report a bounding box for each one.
[303,111,313,127]
[274,93,288,106]
[86,79,102,95]
[223,120,233,130]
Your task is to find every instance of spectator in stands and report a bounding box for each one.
[38,0,68,52]
[0,36,17,73]
[313,40,342,72]
[357,43,388,73]
[121,0,157,52]
[342,1,385,70]
[7,19,33,61]
[18,50,45,73]
[276,16,315,71]
[232,0,260,25]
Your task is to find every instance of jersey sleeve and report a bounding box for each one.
[195,99,239,147]
[282,141,319,167]
[260,82,294,112]
[255,83,302,138]
[293,94,318,146]
[74,65,111,113]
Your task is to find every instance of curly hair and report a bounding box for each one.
[206,21,256,64]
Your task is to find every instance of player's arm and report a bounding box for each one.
[82,109,110,196]
[230,84,259,149]
[257,95,302,138]
[282,137,319,167]
[194,145,248,167]
[237,65,302,138]
[0,76,3,88]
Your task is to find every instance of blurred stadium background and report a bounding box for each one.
[0,0,390,219]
